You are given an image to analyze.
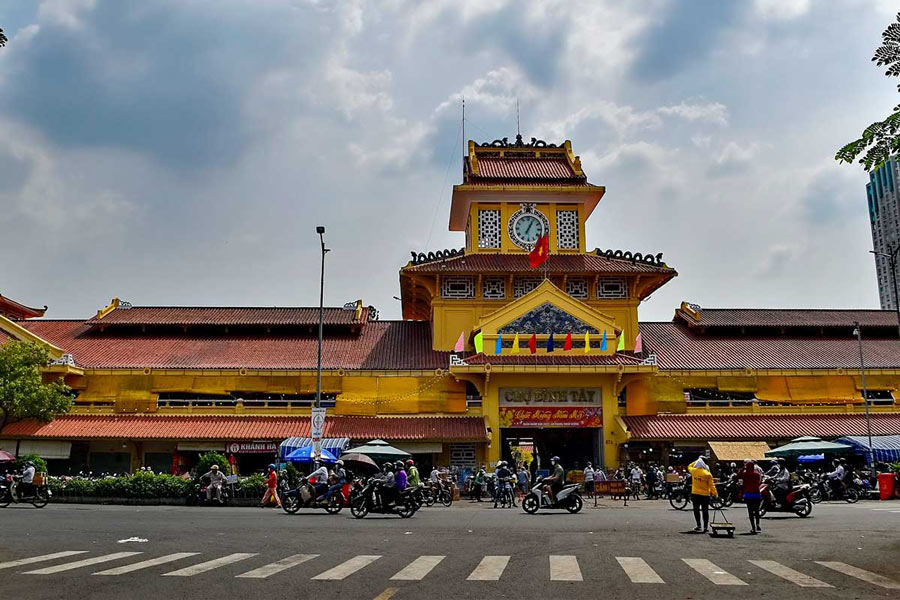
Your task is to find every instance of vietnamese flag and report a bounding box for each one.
[564,332,573,351]
[529,234,550,269]
[528,333,537,354]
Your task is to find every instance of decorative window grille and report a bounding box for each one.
[482,277,506,300]
[597,278,628,299]
[450,443,477,469]
[566,278,589,299]
[441,276,475,299]
[514,276,542,298]
[556,210,579,249]
[477,209,502,248]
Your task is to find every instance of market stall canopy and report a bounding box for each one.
[279,437,349,461]
[0,450,16,463]
[765,440,853,458]
[285,446,337,464]
[344,439,411,463]
[834,435,900,464]
[709,441,771,461]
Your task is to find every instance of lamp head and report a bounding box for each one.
[316,226,325,235]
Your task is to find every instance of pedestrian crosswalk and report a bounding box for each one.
[2,549,899,590]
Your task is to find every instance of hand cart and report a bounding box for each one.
[709,506,734,538]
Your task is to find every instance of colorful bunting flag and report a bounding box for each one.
[584,331,591,353]
[547,332,555,353]
[495,334,503,355]
[474,330,483,353]
[511,333,520,354]
[564,332,573,351]
[616,330,625,351]
[454,331,465,353]
[600,330,607,351]
[528,333,537,354]
[634,332,643,354]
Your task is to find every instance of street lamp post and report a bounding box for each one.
[870,244,900,342]
[315,226,329,409]
[852,321,875,465]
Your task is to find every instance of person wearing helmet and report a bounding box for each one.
[17,460,37,500]
[406,459,420,488]
[378,462,397,507]
[827,458,846,495]
[309,460,329,500]
[545,456,565,502]
[323,459,346,503]
[260,464,281,508]
[493,460,513,508]
[395,461,408,491]
[770,457,791,506]
[202,464,227,503]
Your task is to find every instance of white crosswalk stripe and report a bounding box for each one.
[682,558,747,586]
[162,553,257,577]
[0,551,88,571]
[236,554,318,579]
[311,555,381,580]
[748,560,831,588]
[390,555,445,581]
[616,557,665,584]
[549,555,582,581]
[467,555,509,581]
[24,552,143,575]
[815,561,900,589]
[94,553,200,576]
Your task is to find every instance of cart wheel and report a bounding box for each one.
[728,530,734,538]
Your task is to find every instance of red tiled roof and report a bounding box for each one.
[404,252,675,275]
[0,294,46,319]
[640,322,900,370]
[14,320,448,370]
[475,157,579,180]
[2,414,488,442]
[463,353,642,366]
[676,308,898,329]
[87,306,366,327]
[624,413,900,441]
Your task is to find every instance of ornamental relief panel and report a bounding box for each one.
[497,302,599,335]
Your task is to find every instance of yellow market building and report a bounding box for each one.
[2,135,900,476]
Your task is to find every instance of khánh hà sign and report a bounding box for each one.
[499,406,603,428]
[499,388,601,406]
[227,441,278,454]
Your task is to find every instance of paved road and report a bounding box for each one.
[1,498,898,599]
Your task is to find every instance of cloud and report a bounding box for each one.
[658,101,728,125]
[753,0,811,20]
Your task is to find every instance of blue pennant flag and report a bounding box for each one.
[600,330,608,351]
[495,334,503,355]
[546,332,554,352]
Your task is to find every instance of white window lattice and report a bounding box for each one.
[482,277,506,300]
[441,276,475,299]
[566,278,589,299]
[556,210,579,249]
[514,277,543,298]
[477,209,502,248]
[597,278,628,299]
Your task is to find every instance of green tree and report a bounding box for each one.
[0,341,73,435]
[0,27,7,47]
[837,13,900,170]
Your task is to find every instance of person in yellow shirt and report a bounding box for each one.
[688,458,718,533]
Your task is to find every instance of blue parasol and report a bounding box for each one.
[285,446,337,463]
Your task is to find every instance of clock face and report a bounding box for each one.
[513,214,543,245]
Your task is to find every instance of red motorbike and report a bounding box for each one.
[759,478,813,517]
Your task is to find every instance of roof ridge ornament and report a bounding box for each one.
[477,134,560,149]
[410,247,465,266]
[597,248,666,267]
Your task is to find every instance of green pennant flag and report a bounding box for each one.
[616,330,625,351]
[474,330,484,353]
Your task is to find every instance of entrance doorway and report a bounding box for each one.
[501,428,598,473]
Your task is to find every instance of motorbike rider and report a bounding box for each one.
[645,464,659,498]
[201,464,227,503]
[309,460,330,500]
[493,461,512,508]
[769,458,792,505]
[429,466,440,484]
[324,459,347,502]
[377,462,397,507]
[544,456,565,502]
[395,461,408,491]
[827,458,846,495]
[406,460,420,488]
[17,461,36,500]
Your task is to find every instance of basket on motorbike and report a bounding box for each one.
[32,473,45,486]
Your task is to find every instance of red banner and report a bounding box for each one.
[499,406,602,428]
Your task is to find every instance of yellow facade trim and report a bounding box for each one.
[94,297,121,320]
[0,315,65,358]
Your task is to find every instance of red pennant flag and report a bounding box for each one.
[529,234,550,269]
[528,333,537,354]
[563,332,572,351]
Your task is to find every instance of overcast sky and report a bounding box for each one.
[0,0,897,321]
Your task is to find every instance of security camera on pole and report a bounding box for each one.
[313,226,329,459]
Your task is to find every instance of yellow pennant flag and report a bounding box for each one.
[584,331,590,354]
[511,333,520,354]
[616,330,626,351]
[474,330,484,353]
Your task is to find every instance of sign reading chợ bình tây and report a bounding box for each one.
[498,388,602,427]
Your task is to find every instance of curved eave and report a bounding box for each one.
[0,294,47,319]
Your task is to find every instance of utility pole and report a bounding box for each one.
[853,321,875,465]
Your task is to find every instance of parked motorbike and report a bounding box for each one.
[759,478,812,517]
[521,477,583,514]
[282,477,343,514]
[0,474,50,508]
[668,477,691,510]
[423,480,453,507]
[350,478,417,518]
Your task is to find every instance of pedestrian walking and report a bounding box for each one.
[739,459,762,534]
[260,464,281,508]
[472,467,485,502]
[583,462,595,498]
[517,465,529,498]
[688,458,716,532]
